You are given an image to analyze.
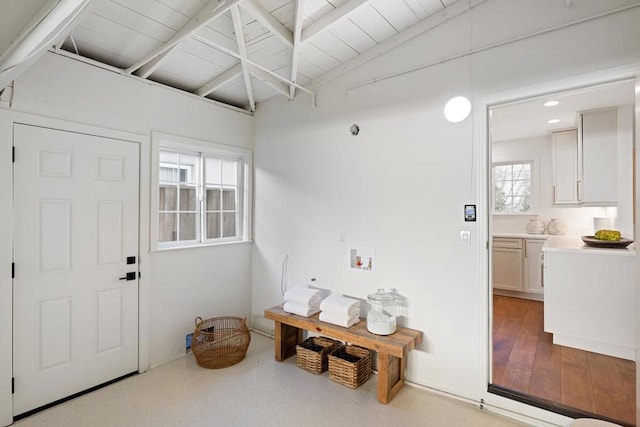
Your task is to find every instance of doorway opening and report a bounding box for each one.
[486,79,636,426]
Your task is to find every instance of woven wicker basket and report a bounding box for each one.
[192,316,251,369]
[296,336,340,374]
[328,344,372,388]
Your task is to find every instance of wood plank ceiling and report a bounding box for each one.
[58,0,460,111]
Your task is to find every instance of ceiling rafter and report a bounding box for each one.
[249,66,290,97]
[191,33,315,100]
[288,0,305,100]
[195,63,243,97]
[301,0,371,44]
[231,5,256,111]
[125,0,242,76]
[240,0,293,47]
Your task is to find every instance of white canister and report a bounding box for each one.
[547,218,567,235]
[366,289,397,335]
[526,218,545,234]
[593,217,616,234]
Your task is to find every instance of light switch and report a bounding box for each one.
[460,230,471,245]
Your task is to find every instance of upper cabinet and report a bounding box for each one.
[552,129,580,205]
[552,108,619,206]
[580,108,617,205]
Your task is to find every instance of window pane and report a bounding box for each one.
[222,160,237,185]
[222,212,236,237]
[206,188,221,211]
[206,212,221,239]
[494,164,512,181]
[503,196,513,211]
[496,181,512,196]
[512,180,530,197]
[179,213,197,240]
[222,189,236,210]
[206,158,222,185]
[159,151,179,183]
[159,186,177,211]
[512,195,531,212]
[180,187,197,211]
[494,190,507,212]
[159,213,176,242]
[513,163,530,179]
[178,153,198,185]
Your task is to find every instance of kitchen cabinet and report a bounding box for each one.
[551,129,579,205]
[580,108,617,205]
[492,238,523,292]
[543,237,636,360]
[523,239,544,294]
[552,108,619,206]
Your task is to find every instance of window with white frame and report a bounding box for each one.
[152,134,252,249]
[493,161,533,213]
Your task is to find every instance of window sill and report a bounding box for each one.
[150,239,253,253]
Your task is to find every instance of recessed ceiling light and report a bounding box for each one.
[547,119,560,124]
[544,100,560,107]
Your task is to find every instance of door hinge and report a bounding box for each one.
[12,146,15,163]
[11,262,14,279]
[12,377,14,394]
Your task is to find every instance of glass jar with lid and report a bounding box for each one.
[366,288,397,335]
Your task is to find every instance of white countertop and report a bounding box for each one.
[493,232,549,240]
[542,235,636,256]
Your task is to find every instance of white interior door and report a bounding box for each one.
[12,124,139,416]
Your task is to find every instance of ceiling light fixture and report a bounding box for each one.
[547,119,560,124]
[444,96,472,123]
[544,100,559,107]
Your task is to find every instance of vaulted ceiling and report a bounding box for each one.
[41,0,464,112]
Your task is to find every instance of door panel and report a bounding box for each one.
[13,124,139,416]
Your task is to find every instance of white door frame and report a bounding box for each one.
[473,63,640,425]
[0,110,151,426]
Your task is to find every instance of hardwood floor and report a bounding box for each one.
[492,295,636,426]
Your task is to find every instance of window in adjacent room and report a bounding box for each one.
[492,161,533,213]
[152,133,252,249]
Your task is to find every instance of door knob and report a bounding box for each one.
[119,272,137,281]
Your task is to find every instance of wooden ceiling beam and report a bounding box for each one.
[231,5,256,111]
[240,0,293,47]
[125,0,241,75]
[194,63,243,97]
[135,50,170,79]
[192,33,315,99]
[249,66,289,97]
[300,0,370,44]
[288,0,305,100]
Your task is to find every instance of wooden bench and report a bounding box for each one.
[264,304,423,404]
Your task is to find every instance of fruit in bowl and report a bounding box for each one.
[594,229,621,241]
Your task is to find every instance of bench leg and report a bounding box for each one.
[274,321,303,362]
[377,352,405,404]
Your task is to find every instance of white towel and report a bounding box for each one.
[283,301,320,317]
[284,286,322,307]
[319,311,360,328]
[319,294,360,317]
[323,305,360,318]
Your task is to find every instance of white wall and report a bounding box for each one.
[0,52,253,425]
[251,0,640,424]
